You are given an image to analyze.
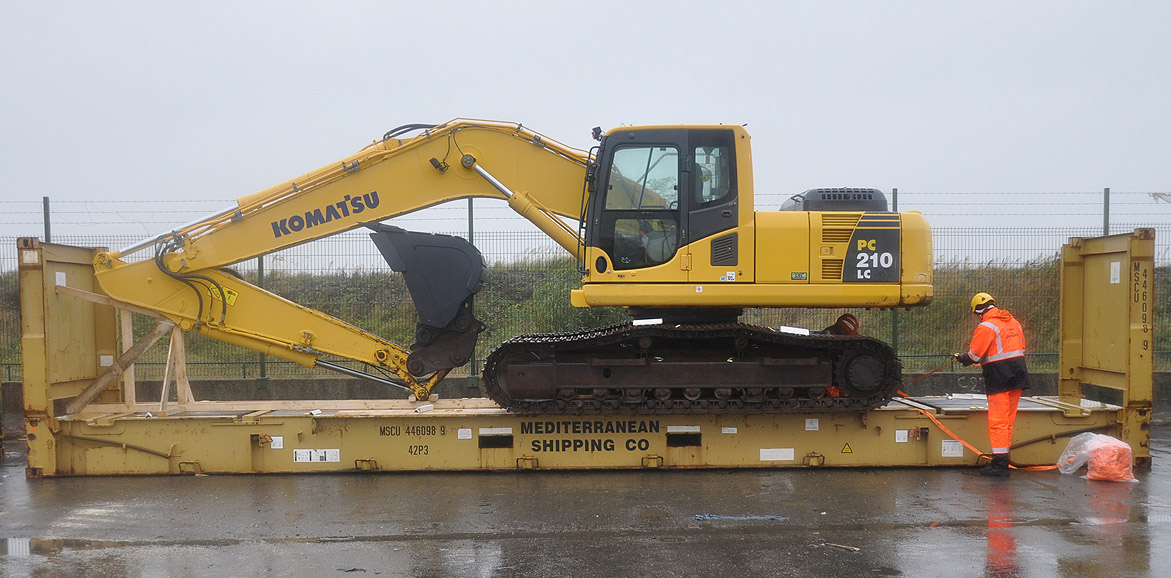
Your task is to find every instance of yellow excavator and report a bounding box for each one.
[92,119,933,413]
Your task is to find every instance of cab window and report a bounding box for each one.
[605,146,679,210]
[694,145,732,207]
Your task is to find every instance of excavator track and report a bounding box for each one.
[482,322,902,415]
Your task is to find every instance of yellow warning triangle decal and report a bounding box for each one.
[841,443,853,454]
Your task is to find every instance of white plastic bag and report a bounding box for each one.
[1057,432,1137,482]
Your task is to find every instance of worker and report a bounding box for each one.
[954,292,1030,477]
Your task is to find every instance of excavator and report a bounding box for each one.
[92,119,933,414]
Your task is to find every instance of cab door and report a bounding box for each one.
[588,130,687,282]
[685,129,740,283]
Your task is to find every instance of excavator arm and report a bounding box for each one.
[94,120,594,400]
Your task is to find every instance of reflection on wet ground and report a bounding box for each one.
[1,427,1169,577]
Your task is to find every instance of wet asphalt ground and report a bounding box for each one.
[1,425,1169,577]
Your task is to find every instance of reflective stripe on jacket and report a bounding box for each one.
[967,308,1026,364]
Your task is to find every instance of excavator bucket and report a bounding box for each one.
[368,224,485,376]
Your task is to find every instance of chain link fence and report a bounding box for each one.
[3,224,1169,383]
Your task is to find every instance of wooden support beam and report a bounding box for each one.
[173,326,194,404]
[79,397,506,415]
[159,343,174,413]
[65,319,175,415]
[159,326,194,413]
[119,308,137,405]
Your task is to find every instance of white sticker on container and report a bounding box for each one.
[941,440,964,458]
[479,427,512,435]
[457,428,472,440]
[21,250,39,265]
[1111,261,1121,284]
[895,430,909,443]
[293,449,339,463]
[6,537,30,556]
[667,425,701,433]
[760,448,795,461]
[269,436,284,450]
[55,271,67,287]
[99,355,114,367]
[805,418,819,431]
[721,427,737,435]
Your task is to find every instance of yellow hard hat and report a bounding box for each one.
[970,292,995,314]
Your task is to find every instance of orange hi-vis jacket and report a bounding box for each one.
[969,308,1026,364]
[964,307,1031,395]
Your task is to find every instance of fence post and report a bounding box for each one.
[255,255,267,388]
[467,198,480,396]
[43,196,51,242]
[890,188,899,356]
[1103,187,1110,235]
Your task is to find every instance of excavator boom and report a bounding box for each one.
[95,120,592,399]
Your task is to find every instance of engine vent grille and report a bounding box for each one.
[821,213,862,243]
[822,259,844,281]
[710,233,738,266]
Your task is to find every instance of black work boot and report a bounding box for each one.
[980,454,1011,478]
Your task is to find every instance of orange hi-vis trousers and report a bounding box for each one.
[987,389,1022,454]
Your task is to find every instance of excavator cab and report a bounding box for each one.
[586,128,741,283]
[573,124,932,314]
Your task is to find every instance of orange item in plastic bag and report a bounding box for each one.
[1086,442,1135,482]
[1057,433,1137,482]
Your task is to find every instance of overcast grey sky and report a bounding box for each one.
[2,0,1169,236]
